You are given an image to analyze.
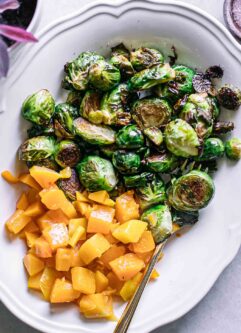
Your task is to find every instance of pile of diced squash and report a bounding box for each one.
[2,166,160,320]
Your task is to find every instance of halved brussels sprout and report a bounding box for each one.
[172,209,199,227]
[26,158,59,171]
[54,140,81,168]
[143,127,163,146]
[129,63,175,91]
[27,121,55,138]
[57,168,82,201]
[110,43,134,79]
[132,97,172,128]
[116,125,144,149]
[168,170,215,212]
[146,153,178,173]
[79,90,103,124]
[225,138,241,160]
[164,119,200,157]
[66,90,83,107]
[21,89,55,126]
[88,60,121,91]
[217,85,241,110]
[54,103,79,138]
[141,205,172,243]
[76,156,118,192]
[197,138,224,161]
[135,176,166,210]
[123,172,154,188]
[73,117,116,145]
[19,136,56,162]
[112,150,141,174]
[213,121,234,134]
[130,47,164,71]
[63,52,104,91]
[207,96,220,120]
[100,144,117,158]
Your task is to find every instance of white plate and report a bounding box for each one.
[0,1,241,332]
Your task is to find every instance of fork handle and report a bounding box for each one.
[114,242,165,333]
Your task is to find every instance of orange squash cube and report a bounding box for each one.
[19,173,42,191]
[76,192,90,203]
[50,278,80,303]
[119,272,143,301]
[22,221,39,234]
[56,248,73,271]
[109,253,145,281]
[23,253,45,276]
[16,192,29,210]
[79,294,114,319]
[115,191,139,223]
[28,272,42,291]
[88,191,108,204]
[71,267,96,294]
[59,167,72,179]
[103,198,115,207]
[150,269,159,280]
[95,271,109,293]
[42,223,69,250]
[106,272,124,292]
[130,231,155,253]
[100,245,126,269]
[136,251,154,264]
[1,170,19,184]
[6,209,32,234]
[24,200,46,217]
[26,188,40,204]
[87,205,115,235]
[69,218,87,236]
[34,236,53,258]
[74,201,91,217]
[112,220,147,244]
[69,226,86,247]
[40,267,60,300]
[25,232,39,248]
[71,247,85,267]
[30,166,61,189]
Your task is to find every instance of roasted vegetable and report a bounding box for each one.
[172,209,199,227]
[58,168,82,201]
[27,121,55,138]
[146,153,177,173]
[66,90,83,107]
[19,136,56,162]
[26,158,59,171]
[54,140,81,168]
[79,91,103,124]
[21,89,55,126]
[123,172,154,188]
[130,47,164,71]
[143,127,163,146]
[213,121,234,134]
[168,170,215,212]
[54,103,79,138]
[110,43,134,79]
[116,125,144,149]
[112,151,141,174]
[225,138,241,160]
[217,85,241,110]
[196,138,224,161]
[76,156,118,191]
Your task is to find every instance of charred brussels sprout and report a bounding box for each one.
[100,144,117,158]
[213,121,234,134]
[112,150,141,174]
[53,103,79,138]
[197,138,224,161]
[21,89,55,126]
[146,153,177,173]
[19,136,56,162]
[123,172,154,188]
[110,43,134,79]
[207,96,220,120]
[116,125,144,149]
[217,85,241,110]
[141,205,172,243]
[73,117,116,145]
[132,97,172,128]
[79,91,103,124]
[129,63,175,91]
[66,90,83,107]
[225,138,241,160]
[168,170,215,212]
[63,52,104,91]
[88,60,121,91]
[26,158,59,171]
[172,209,199,227]
[135,176,166,210]
[165,119,200,157]
[76,156,118,191]
[100,83,132,125]
[27,121,55,138]
[58,168,82,201]
[130,47,164,71]
[143,127,163,146]
[54,140,81,168]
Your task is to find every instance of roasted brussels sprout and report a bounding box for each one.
[132,97,172,128]
[146,153,178,173]
[155,65,195,100]
[143,127,163,146]
[130,47,164,71]
[73,117,116,145]
[54,103,79,138]
[141,205,172,243]
[99,144,117,158]
[213,121,234,134]
[57,168,82,201]
[54,140,81,168]
[63,52,104,90]
[129,63,175,91]
[135,176,166,210]
[110,43,134,79]
[76,156,118,191]
[164,119,200,157]
[225,138,241,160]
[192,72,212,94]
[88,60,121,91]
[79,90,103,124]
[196,138,224,161]
[123,172,154,188]
[19,136,56,162]
[66,90,83,107]
[27,121,55,138]
[217,85,241,110]
[112,150,141,174]
[100,83,132,125]
[207,96,220,119]
[168,170,215,212]
[172,209,199,227]
[21,89,55,126]
[116,125,144,149]
[26,157,59,171]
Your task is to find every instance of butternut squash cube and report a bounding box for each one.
[69,226,86,247]
[40,267,60,300]
[30,166,61,189]
[119,272,143,301]
[19,173,41,191]
[56,248,73,271]
[71,267,95,294]
[112,220,147,244]
[42,223,69,250]
[103,198,115,207]
[69,218,87,237]
[1,170,19,184]
[136,251,154,264]
[26,188,40,204]
[100,245,126,269]
[25,232,39,248]
[22,221,39,234]
[109,253,145,281]
[24,200,46,217]
[16,192,29,210]
[115,191,139,223]
[71,246,85,267]
[106,272,124,292]
[95,270,109,293]
[79,294,114,319]
[76,192,89,203]
[28,272,42,291]
[78,233,110,265]
[88,191,108,204]
[34,236,52,258]
[87,205,115,235]
[50,278,80,303]
[150,269,159,280]
[130,231,155,253]
[23,253,45,276]
[74,201,90,217]
[6,209,31,234]
[59,167,71,179]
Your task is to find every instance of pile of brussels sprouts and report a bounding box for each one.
[19,44,241,225]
